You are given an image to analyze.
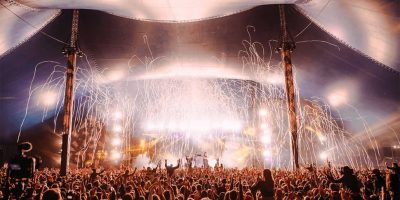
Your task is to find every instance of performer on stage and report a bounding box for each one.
[194,153,202,167]
[214,158,220,171]
[203,152,209,168]
[186,155,193,170]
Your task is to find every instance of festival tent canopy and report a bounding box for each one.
[0,0,399,165]
[1,0,399,70]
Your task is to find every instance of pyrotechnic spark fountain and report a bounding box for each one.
[19,28,381,169]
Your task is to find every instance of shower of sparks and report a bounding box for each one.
[19,27,382,169]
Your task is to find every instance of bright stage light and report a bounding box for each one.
[259,109,267,117]
[111,151,121,160]
[113,125,122,133]
[208,158,217,168]
[133,154,152,168]
[265,72,284,85]
[261,125,272,137]
[39,90,57,106]
[263,149,272,157]
[113,111,123,119]
[168,121,178,130]
[327,89,348,107]
[222,120,242,131]
[244,127,256,136]
[144,119,242,132]
[260,123,268,130]
[112,138,121,146]
[138,62,245,80]
[318,135,327,142]
[140,139,145,148]
[319,152,328,160]
[144,122,156,131]
[163,153,179,166]
[261,135,271,144]
[106,69,126,81]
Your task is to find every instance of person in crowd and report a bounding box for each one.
[89,168,105,181]
[165,159,180,177]
[120,167,137,184]
[305,163,316,173]
[2,158,398,200]
[251,169,274,200]
[386,172,400,200]
[371,168,385,196]
[42,188,62,200]
[325,166,362,200]
[145,160,161,176]
[386,162,400,179]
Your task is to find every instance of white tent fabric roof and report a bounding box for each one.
[0,0,59,57]
[0,0,399,70]
[296,0,399,71]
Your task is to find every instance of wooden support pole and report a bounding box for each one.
[60,10,79,176]
[278,5,299,170]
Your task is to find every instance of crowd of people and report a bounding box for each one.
[1,159,399,200]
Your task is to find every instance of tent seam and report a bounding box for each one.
[5,0,38,11]
[104,7,257,24]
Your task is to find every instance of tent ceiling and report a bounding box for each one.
[0,6,399,142]
[18,0,303,21]
[0,0,398,71]
[296,0,400,72]
[0,1,398,167]
[0,0,60,57]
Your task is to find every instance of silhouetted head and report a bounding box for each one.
[341,166,353,175]
[372,169,380,176]
[263,169,273,180]
[42,188,62,200]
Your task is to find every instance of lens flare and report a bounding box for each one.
[319,152,328,160]
[112,138,121,146]
[113,125,122,133]
[39,90,57,107]
[113,111,123,119]
[259,109,267,117]
[327,89,348,107]
[111,151,122,160]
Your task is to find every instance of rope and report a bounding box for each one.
[0,1,68,45]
